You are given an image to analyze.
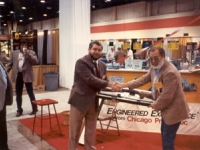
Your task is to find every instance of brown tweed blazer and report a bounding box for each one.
[128,60,189,125]
[68,54,109,112]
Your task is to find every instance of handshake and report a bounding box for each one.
[108,82,123,92]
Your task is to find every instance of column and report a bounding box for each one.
[59,0,91,88]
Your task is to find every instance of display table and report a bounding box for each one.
[107,69,200,103]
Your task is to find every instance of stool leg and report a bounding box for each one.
[32,111,36,135]
[48,105,52,131]
[41,106,43,140]
[53,104,62,135]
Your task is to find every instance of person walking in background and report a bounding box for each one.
[118,47,189,150]
[68,40,121,150]
[114,47,127,65]
[6,40,39,117]
[127,48,133,59]
[0,62,13,150]
[106,47,115,63]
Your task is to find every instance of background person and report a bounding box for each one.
[118,47,189,150]
[68,40,121,150]
[0,62,13,150]
[127,48,133,59]
[114,47,127,65]
[106,47,115,63]
[6,40,39,117]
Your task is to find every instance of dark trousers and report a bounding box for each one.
[161,118,181,150]
[0,104,8,150]
[16,72,37,113]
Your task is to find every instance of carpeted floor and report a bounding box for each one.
[19,113,200,150]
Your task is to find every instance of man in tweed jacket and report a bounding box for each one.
[120,47,189,150]
[6,40,39,117]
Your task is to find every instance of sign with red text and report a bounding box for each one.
[97,103,200,135]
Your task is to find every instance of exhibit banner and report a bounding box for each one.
[97,103,200,136]
[167,40,179,50]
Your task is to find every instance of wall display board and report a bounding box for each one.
[122,42,130,50]
[186,42,198,50]
[167,40,179,50]
[133,42,142,50]
[154,42,163,48]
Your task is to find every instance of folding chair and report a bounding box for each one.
[97,99,120,142]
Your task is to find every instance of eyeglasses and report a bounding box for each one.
[149,56,161,62]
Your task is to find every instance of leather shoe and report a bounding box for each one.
[16,112,22,117]
[29,109,38,115]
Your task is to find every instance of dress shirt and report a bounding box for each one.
[18,52,25,72]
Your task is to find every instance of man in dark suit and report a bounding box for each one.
[0,62,13,150]
[68,41,121,150]
[6,40,39,117]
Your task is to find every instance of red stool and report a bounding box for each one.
[32,99,62,140]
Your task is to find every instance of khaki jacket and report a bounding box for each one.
[128,60,189,125]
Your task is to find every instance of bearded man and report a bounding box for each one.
[119,47,189,150]
[68,40,121,150]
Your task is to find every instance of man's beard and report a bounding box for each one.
[89,53,100,61]
[151,59,165,69]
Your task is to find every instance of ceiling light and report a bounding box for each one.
[0,2,5,5]
[92,3,95,9]
[10,11,14,14]
[0,15,2,18]
[22,6,26,10]
[43,14,47,17]
[29,17,33,20]
[105,0,111,2]
[40,0,45,3]
[47,7,52,10]
[19,20,23,22]
[3,24,6,26]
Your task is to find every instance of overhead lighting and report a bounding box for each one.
[29,17,33,20]
[10,11,14,14]
[0,2,5,5]
[92,3,95,9]
[40,0,45,3]
[47,7,52,10]
[105,0,111,2]
[19,20,23,22]
[3,24,6,26]
[22,6,26,10]
[43,14,47,17]
[0,15,2,18]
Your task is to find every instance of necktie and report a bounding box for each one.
[94,62,100,78]
[152,69,159,100]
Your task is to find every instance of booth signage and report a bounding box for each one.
[97,103,200,136]
[109,76,124,83]
[132,59,143,70]
[167,40,179,50]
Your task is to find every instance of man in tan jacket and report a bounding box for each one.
[119,47,189,150]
